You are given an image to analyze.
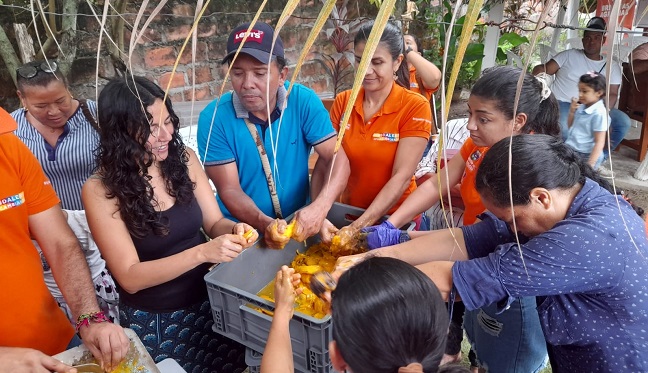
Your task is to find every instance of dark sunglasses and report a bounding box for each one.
[16,61,58,79]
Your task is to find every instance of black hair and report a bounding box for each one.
[96,76,194,238]
[354,21,410,89]
[405,33,421,51]
[471,66,561,138]
[16,60,67,93]
[579,72,606,95]
[475,134,613,207]
[332,257,465,373]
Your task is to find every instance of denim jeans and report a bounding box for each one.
[463,297,548,373]
[558,100,631,159]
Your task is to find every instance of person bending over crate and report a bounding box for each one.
[261,259,469,373]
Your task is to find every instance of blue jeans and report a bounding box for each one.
[66,334,83,349]
[558,101,631,159]
[463,297,548,372]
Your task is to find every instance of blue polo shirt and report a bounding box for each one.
[454,178,648,372]
[197,82,335,221]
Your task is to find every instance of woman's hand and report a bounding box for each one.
[232,222,258,247]
[264,219,291,249]
[274,266,302,318]
[0,347,76,373]
[202,234,246,263]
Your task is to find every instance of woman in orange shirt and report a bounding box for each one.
[365,66,561,373]
[404,34,441,101]
[328,21,432,231]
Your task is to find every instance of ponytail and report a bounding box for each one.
[395,51,410,89]
[472,66,561,138]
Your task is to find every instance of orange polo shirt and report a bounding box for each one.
[459,138,489,225]
[409,65,437,101]
[0,107,74,354]
[331,83,432,214]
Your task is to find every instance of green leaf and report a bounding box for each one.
[462,43,484,63]
[498,32,529,48]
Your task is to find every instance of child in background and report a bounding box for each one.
[566,72,609,168]
[261,259,469,373]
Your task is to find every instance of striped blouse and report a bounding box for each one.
[12,100,99,210]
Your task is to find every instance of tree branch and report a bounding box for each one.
[0,24,22,87]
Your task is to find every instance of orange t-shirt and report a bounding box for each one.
[0,108,74,354]
[409,65,437,101]
[459,138,489,225]
[331,83,432,214]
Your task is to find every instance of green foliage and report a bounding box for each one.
[415,0,530,90]
[418,0,485,90]
[496,32,529,61]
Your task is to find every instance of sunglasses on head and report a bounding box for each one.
[16,61,58,79]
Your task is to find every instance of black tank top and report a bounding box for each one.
[119,196,210,312]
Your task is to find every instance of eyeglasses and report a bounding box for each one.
[16,61,58,79]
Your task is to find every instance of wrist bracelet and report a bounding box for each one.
[75,311,112,333]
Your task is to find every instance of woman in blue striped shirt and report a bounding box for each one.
[11,60,118,324]
[12,60,98,210]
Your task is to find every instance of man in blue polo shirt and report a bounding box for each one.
[198,22,349,248]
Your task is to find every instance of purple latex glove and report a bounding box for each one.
[361,221,400,250]
[360,220,397,234]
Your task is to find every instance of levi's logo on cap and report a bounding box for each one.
[234,30,264,44]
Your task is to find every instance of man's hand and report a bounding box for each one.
[77,322,129,372]
[319,219,338,244]
[0,347,76,373]
[292,203,327,242]
[264,219,291,249]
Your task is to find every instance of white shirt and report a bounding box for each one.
[551,49,622,102]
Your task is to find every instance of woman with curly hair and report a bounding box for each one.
[82,76,257,372]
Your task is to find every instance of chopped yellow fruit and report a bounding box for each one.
[283,220,297,237]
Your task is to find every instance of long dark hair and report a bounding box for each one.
[471,66,561,137]
[355,21,410,89]
[475,134,613,207]
[332,257,463,373]
[96,76,194,238]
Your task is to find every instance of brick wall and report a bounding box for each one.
[0,0,376,110]
[69,0,340,106]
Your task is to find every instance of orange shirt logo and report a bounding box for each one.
[372,133,399,142]
[0,192,25,211]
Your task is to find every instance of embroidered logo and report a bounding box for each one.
[465,149,482,172]
[234,29,264,44]
[0,192,25,211]
[372,133,399,142]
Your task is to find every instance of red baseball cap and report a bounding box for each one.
[223,22,284,64]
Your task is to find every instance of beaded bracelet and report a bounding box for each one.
[75,311,112,333]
